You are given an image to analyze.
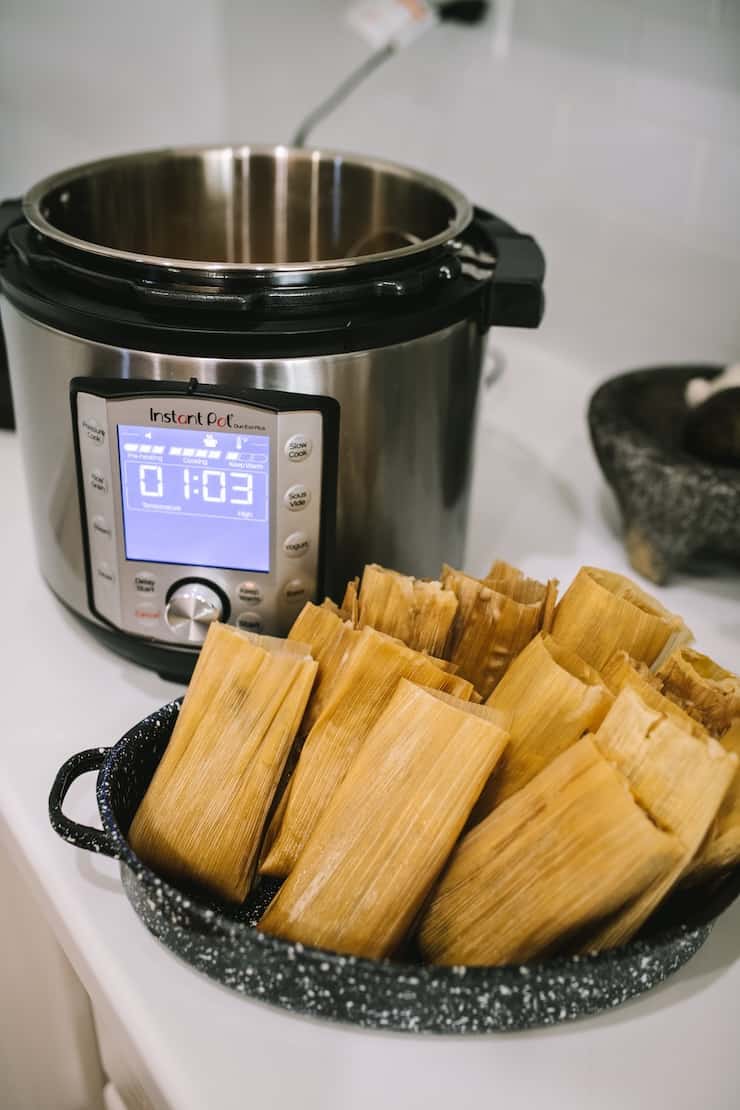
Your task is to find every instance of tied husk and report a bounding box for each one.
[601,651,709,740]
[551,566,692,673]
[128,623,317,903]
[288,602,360,736]
[656,647,740,738]
[686,721,740,882]
[260,627,476,877]
[259,680,509,959]
[442,563,558,698]
[471,633,614,820]
[356,563,458,657]
[418,735,681,966]
[582,688,737,951]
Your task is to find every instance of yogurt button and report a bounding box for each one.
[283,532,310,558]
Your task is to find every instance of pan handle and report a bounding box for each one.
[48,748,119,859]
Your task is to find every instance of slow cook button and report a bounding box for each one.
[284,483,311,511]
[96,561,115,584]
[236,581,263,605]
[237,611,262,632]
[284,578,307,603]
[135,603,161,627]
[283,532,309,558]
[90,469,108,494]
[92,514,112,540]
[284,434,312,462]
[134,572,156,594]
[81,417,105,446]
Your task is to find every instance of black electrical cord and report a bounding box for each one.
[292,1,489,148]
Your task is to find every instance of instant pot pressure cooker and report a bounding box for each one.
[0,145,544,680]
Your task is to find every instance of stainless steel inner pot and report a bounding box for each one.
[24,145,472,271]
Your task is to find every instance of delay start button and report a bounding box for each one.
[283,532,310,558]
[283,483,311,511]
[134,572,156,594]
[284,434,312,462]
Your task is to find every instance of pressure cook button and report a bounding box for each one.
[284,579,307,603]
[237,611,262,632]
[81,417,105,446]
[90,469,108,494]
[92,515,112,540]
[134,603,161,627]
[237,581,263,605]
[283,532,310,558]
[96,562,115,584]
[284,483,311,511]
[284,434,312,462]
[134,572,156,594]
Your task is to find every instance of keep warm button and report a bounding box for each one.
[283,531,310,558]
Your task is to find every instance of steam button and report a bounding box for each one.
[237,611,262,632]
[283,532,310,558]
[96,562,115,584]
[284,434,312,462]
[284,579,307,603]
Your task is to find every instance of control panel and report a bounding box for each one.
[71,379,338,646]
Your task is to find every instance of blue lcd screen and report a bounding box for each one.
[117,425,270,572]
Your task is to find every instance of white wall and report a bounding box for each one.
[2,0,740,377]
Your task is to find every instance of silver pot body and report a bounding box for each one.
[2,300,483,623]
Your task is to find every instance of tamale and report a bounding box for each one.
[287,602,360,735]
[551,566,691,672]
[601,651,709,740]
[686,721,740,882]
[656,647,740,737]
[442,563,558,698]
[418,735,681,966]
[341,577,360,626]
[260,680,509,958]
[486,559,558,634]
[583,688,737,951]
[471,633,613,820]
[129,622,317,903]
[357,563,458,657]
[260,626,475,877]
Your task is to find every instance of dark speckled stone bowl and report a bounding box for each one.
[588,365,740,584]
[49,700,740,1034]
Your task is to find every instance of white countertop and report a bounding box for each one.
[1,334,739,1110]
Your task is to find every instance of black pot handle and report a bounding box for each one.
[48,748,120,859]
[472,205,546,329]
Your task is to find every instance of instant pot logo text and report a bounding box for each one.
[149,408,266,432]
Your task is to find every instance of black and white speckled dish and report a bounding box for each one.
[49,700,740,1034]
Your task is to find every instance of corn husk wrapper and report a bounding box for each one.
[601,651,709,740]
[656,648,740,738]
[128,623,317,903]
[486,559,558,634]
[686,721,740,882]
[470,634,614,820]
[442,563,558,698]
[287,602,360,736]
[419,735,681,966]
[341,577,360,625]
[357,563,458,657]
[551,566,692,673]
[260,680,509,958]
[260,627,475,877]
[582,688,737,951]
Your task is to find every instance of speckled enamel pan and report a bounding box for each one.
[49,700,740,1034]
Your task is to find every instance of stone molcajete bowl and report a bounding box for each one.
[588,365,740,584]
[49,700,740,1034]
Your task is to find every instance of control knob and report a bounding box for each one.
[164,581,223,644]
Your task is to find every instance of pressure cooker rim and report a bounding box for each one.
[23,143,473,275]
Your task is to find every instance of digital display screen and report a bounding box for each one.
[117,425,270,572]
